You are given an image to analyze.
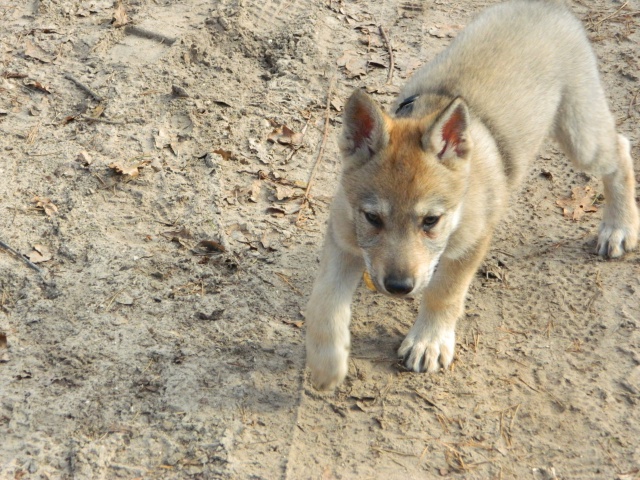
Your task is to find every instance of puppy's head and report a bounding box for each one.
[339,89,472,296]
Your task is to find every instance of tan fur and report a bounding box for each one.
[306,0,640,390]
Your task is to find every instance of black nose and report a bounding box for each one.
[383,276,414,295]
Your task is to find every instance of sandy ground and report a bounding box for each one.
[1,0,639,478]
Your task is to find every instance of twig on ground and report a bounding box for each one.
[78,114,126,125]
[64,73,104,102]
[371,447,416,458]
[27,151,64,157]
[104,287,128,312]
[125,25,177,45]
[627,88,639,119]
[274,272,303,296]
[593,1,629,27]
[379,25,394,84]
[0,239,43,274]
[296,74,335,226]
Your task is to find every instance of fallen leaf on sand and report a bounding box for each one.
[427,24,462,38]
[196,240,226,253]
[274,185,298,201]
[24,79,52,94]
[88,104,105,119]
[248,138,270,164]
[260,230,278,250]
[331,97,344,112]
[368,53,388,69]
[161,227,193,248]
[28,244,52,263]
[76,150,92,166]
[282,318,304,328]
[109,160,148,179]
[337,50,367,78]
[556,186,599,221]
[112,1,129,27]
[154,128,171,149]
[267,125,303,146]
[213,149,233,161]
[24,40,52,63]
[32,196,58,217]
[396,57,423,79]
[248,180,262,203]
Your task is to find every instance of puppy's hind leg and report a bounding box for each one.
[554,82,639,258]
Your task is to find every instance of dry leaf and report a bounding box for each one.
[248,180,262,203]
[109,161,148,179]
[76,150,92,166]
[266,199,303,216]
[24,40,52,63]
[267,125,303,146]
[260,230,278,250]
[337,50,367,78]
[164,227,193,248]
[331,97,344,112]
[88,104,105,118]
[427,24,462,38]
[24,79,52,94]
[248,138,269,164]
[197,240,226,253]
[32,196,58,216]
[213,148,233,161]
[274,185,297,201]
[154,128,171,149]
[364,84,401,95]
[556,186,598,221]
[368,53,388,69]
[266,206,286,217]
[28,244,52,263]
[112,1,129,27]
[171,85,189,97]
[282,318,304,328]
[162,227,193,240]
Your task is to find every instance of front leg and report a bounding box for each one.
[596,135,639,258]
[399,235,491,372]
[306,226,364,390]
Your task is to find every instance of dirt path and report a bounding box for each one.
[1,0,639,478]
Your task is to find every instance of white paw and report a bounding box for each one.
[398,323,455,373]
[306,343,349,391]
[597,221,638,258]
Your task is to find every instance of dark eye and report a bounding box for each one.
[364,211,383,228]
[422,215,441,232]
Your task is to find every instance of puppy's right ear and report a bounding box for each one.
[339,89,389,167]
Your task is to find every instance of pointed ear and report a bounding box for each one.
[339,89,389,167]
[423,97,471,161]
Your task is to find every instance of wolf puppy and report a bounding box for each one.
[306,0,639,390]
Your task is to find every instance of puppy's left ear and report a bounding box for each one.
[423,97,471,161]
